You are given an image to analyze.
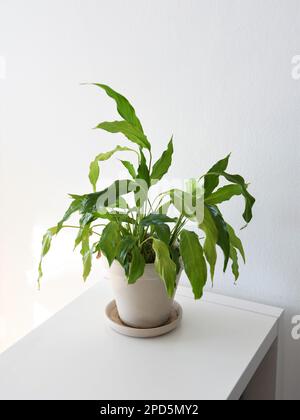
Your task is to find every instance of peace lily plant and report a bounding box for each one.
[38,84,255,329]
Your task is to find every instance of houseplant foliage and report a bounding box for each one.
[38,84,255,300]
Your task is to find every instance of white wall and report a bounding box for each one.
[0,0,299,399]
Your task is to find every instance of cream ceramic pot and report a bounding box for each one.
[103,260,181,329]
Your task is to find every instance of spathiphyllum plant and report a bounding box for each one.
[38,84,255,301]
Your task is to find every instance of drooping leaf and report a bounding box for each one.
[57,197,83,233]
[199,207,218,281]
[38,226,59,286]
[227,223,246,263]
[154,224,171,245]
[38,262,44,288]
[140,214,177,227]
[152,239,177,298]
[74,227,84,250]
[204,154,231,198]
[205,170,255,223]
[221,173,255,223]
[82,249,92,281]
[96,121,151,150]
[206,205,230,272]
[120,160,136,179]
[137,149,151,187]
[128,246,145,284]
[180,230,207,300]
[92,83,144,132]
[74,210,95,252]
[80,226,92,281]
[41,227,58,257]
[205,184,243,206]
[89,146,135,192]
[98,222,121,266]
[230,245,239,281]
[151,138,174,183]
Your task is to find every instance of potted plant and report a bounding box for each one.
[38,84,255,330]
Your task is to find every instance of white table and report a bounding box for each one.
[0,282,283,400]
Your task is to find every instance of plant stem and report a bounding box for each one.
[61,224,102,238]
[170,215,186,245]
[92,231,102,237]
[61,225,81,230]
[149,150,153,174]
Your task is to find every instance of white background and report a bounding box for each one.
[0,0,299,399]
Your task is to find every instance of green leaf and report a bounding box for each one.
[41,227,58,257]
[206,205,230,272]
[199,207,218,281]
[91,83,144,132]
[80,226,92,281]
[71,180,135,214]
[74,226,86,250]
[57,197,82,233]
[38,227,58,286]
[96,121,151,150]
[118,236,136,266]
[221,173,255,223]
[89,160,100,193]
[140,214,177,227]
[120,160,136,179]
[205,184,243,206]
[95,212,135,225]
[151,138,174,183]
[137,149,150,187]
[154,224,171,245]
[205,170,255,223]
[38,262,43,289]
[230,245,239,281]
[39,225,78,287]
[79,212,97,227]
[204,154,231,197]
[152,239,177,298]
[98,222,121,266]
[180,230,207,300]
[89,145,135,192]
[170,246,181,274]
[128,246,145,284]
[227,223,246,263]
